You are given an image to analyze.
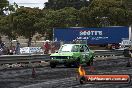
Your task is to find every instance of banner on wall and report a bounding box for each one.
[20,47,43,54]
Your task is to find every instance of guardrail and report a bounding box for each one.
[0,50,124,65]
[0,54,50,64]
[94,50,124,57]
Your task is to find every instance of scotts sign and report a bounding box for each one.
[77,30,106,40]
[80,31,102,36]
[54,27,129,44]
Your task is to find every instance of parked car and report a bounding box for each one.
[50,44,95,68]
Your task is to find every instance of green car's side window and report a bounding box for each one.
[80,45,89,52]
[84,45,89,52]
[72,45,80,52]
[80,46,84,52]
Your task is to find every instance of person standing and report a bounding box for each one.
[43,41,50,54]
[15,41,20,55]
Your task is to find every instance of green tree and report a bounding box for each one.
[48,7,78,27]
[13,7,41,46]
[79,0,130,27]
[34,9,53,40]
[0,2,19,47]
[45,0,90,10]
[126,0,132,10]
[0,0,9,41]
[0,0,9,15]
[0,14,17,41]
[35,7,79,40]
[8,2,18,13]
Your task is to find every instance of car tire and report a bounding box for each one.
[74,58,80,68]
[86,57,93,66]
[50,62,56,68]
[65,63,71,68]
[80,76,86,84]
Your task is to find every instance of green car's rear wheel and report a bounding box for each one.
[74,58,80,68]
[86,57,93,66]
[65,63,71,68]
[50,62,56,68]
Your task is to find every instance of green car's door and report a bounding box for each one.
[80,45,90,63]
[83,45,91,61]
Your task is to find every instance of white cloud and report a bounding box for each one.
[8,0,48,9]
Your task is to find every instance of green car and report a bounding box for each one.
[50,44,95,68]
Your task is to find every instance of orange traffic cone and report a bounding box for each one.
[32,67,36,78]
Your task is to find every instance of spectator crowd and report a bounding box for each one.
[0,41,20,55]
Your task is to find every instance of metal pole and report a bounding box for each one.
[129,26,131,41]
[86,36,87,45]
[53,28,55,42]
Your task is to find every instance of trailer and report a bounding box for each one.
[53,26,131,49]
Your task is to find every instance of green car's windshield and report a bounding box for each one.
[59,45,79,52]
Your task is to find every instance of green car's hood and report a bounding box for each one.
[50,52,79,57]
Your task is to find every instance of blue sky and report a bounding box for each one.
[8,0,48,9]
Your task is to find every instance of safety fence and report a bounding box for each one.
[0,50,125,69]
[0,54,50,64]
[94,50,124,58]
[0,50,124,65]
